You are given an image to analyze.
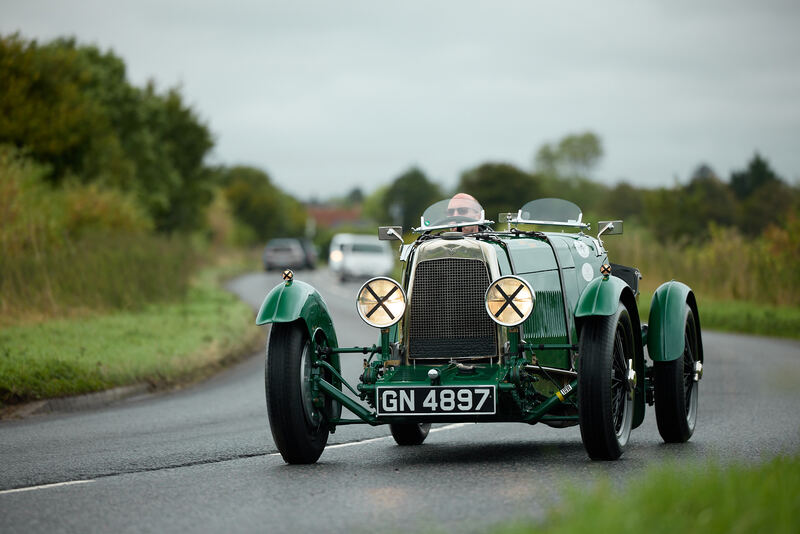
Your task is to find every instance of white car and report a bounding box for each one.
[328,233,395,282]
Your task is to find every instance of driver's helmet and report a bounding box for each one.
[446,193,482,219]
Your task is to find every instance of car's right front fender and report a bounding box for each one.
[257,279,339,349]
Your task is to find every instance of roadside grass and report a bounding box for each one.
[0,268,263,406]
[491,454,800,534]
[637,291,800,339]
[0,231,196,326]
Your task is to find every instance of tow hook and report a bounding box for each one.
[627,359,637,399]
[694,361,704,382]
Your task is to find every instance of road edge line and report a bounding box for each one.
[0,479,94,496]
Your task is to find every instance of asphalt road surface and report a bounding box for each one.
[2,268,799,533]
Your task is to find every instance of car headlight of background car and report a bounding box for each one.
[485,275,535,327]
[356,277,407,328]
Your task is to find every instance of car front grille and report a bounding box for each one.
[407,258,497,360]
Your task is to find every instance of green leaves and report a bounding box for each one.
[458,163,540,224]
[0,34,215,233]
[534,131,604,180]
[383,167,442,230]
[220,165,306,244]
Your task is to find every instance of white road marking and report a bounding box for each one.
[0,479,94,496]
[429,422,471,433]
[268,422,472,456]
[326,435,390,450]
[4,425,473,490]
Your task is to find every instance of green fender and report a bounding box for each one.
[575,275,632,318]
[647,281,703,363]
[575,275,646,429]
[256,279,339,349]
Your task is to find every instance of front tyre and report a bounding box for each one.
[578,303,635,460]
[390,423,431,446]
[654,306,699,443]
[265,322,329,464]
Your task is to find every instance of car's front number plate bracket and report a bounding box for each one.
[376,386,496,416]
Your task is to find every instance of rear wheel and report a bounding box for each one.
[390,423,431,446]
[654,306,699,443]
[265,323,329,464]
[578,303,635,460]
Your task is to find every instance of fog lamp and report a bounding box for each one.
[356,277,406,328]
[485,276,535,327]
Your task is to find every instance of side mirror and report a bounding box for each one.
[379,226,404,242]
[598,220,623,238]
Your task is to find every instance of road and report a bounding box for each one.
[2,268,799,533]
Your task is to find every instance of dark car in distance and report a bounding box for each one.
[262,238,315,271]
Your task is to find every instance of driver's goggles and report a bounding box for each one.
[447,207,477,216]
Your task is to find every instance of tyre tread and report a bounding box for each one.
[265,323,329,464]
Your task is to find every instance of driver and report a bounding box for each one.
[447,193,482,233]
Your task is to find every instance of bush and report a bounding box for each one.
[608,221,800,307]
[0,231,196,323]
[0,146,194,323]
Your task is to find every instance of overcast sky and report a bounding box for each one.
[3,1,799,200]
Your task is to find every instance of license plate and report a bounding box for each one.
[376,385,496,416]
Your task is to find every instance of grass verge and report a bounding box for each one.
[492,454,799,534]
[637,292,800,339]
[0,268,263,407]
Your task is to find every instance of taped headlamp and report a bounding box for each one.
[485,276,535,327]
[356,277,407,328]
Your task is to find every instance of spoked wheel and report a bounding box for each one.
[654,306,700,443]
[578,303,635,460]
[265,322,331,464]
[390,423,431,446]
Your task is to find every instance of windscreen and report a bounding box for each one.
[418,198,485,231]
[351,243,386,254]
[518,198,583,224]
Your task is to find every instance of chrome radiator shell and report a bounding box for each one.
[402,239,502,362]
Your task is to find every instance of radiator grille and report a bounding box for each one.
[407,258,497,360]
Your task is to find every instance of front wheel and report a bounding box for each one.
[578,303,635,460]
[654,306,700,443]
[265,323,330,464]
[390,423,431,446]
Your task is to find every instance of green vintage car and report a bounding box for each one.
[257,197,704,463]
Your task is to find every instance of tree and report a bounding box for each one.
[642,164,740,241]
[0,34,117,180]
[221,165,305,243]
[0,34,216,232]
[730,153,782,199]
[383,167,441,230]
[534,131,603,179]
[345,187,364,205]
[599,181,645,221]
[729,154,793,235]
[458,163,540,222]
[361,185,388,224]
[684,164,737,230]
[738,180,795,236]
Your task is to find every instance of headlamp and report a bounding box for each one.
[485,276,535,327]
[356,277,406,328]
